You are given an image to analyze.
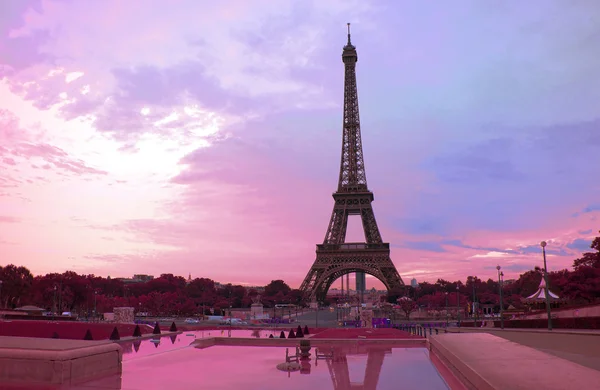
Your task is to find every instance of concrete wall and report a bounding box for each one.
[521,304,600,319]
[113,307,134,324]
[0,337,122,386]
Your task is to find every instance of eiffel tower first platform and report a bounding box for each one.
[299,24,404,302]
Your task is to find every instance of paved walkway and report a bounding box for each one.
[430,333,600,390]
[450,327,600,372]
[292,309,340,328]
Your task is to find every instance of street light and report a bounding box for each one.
[470,276,478,325]
[496,265,504,329]
[445,292,449,327]
[58,279,63,314]
[0,280,3,309]
[53,285,57,315]
[94,291,98,321]
[541,241,553,331]
[455,285,460,325]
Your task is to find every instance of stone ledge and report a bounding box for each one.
[0,336,122,386]
[428,333,600,390]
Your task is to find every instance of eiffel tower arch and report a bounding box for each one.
[299,24,404,302]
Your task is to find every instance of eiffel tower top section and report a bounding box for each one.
[337,23,368,194]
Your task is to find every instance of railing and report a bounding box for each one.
[317,243,389,251]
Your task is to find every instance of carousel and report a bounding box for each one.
[521,275,565,310]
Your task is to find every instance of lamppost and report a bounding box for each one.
[93,291,98,322]
[357,301,362,328]
[58,279,63,314]
[470,276,478,325]
[125,287,130,306]
[52,285,57,315]
[85,285,90,319]
[455,285,460,325]
[445,292,449,327]
[541,241,553,331]
[496,265,504,329]
[0,280,3,309]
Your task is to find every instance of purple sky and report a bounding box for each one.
[1,0,599,289]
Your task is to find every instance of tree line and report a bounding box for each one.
[1,232,598,316]
[385,233,600,312]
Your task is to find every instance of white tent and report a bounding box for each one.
[524,277,560,300]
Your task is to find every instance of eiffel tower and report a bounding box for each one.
[299,24,404,302]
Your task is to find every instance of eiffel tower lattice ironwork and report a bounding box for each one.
[299,24,404,302]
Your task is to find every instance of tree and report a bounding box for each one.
[0,265,33,308]
[231,285,247,307]
[504,294,524,309]
[415,282,437,298]
[434,279,452,291]
[185,278,217,306]
[264,280,291,297]
[147,274,186,293]
[397,297,417,320]
[386,287,404,303]
[59,271,92,310]
[510,269,542,297]
[287,289,304,305]
[417,292,446,308]
[573,233,600,270]
[562,266,600,303]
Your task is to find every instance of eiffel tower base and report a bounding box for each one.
[300,244,404,302]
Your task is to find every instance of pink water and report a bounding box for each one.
[119,330,288,361]
[85,335,452,389]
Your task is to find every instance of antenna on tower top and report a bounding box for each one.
[347,23,351,44]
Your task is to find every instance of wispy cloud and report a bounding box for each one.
[0,216,20,223]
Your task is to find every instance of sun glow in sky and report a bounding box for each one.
[1,0,600,288]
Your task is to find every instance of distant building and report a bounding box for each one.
[245,285,266,293]
[117,274,154,284]
[133,274,154,282]
[356,272,366,292]
[327,288,357,297]
[410,278,419,288]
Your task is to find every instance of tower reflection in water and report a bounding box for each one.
[283,344,391,390]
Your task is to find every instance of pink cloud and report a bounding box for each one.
[0,216,20,223]
[2,157,16,165]
[0,110,107,180]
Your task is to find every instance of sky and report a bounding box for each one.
[1,0,600,289]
